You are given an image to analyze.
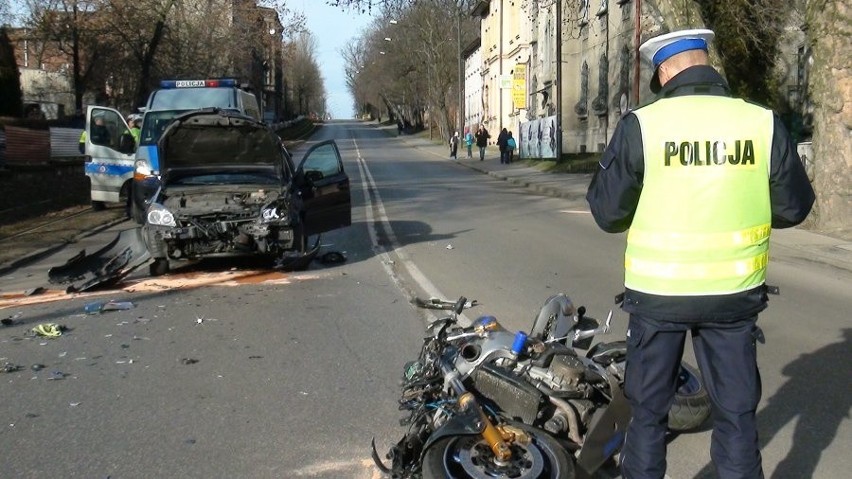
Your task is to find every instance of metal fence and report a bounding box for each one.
[0,125,83,165]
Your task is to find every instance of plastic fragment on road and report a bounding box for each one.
[446,244,454,250]
[84,300,135,314]
[48,227,152,292]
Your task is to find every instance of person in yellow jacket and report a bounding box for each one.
[127,114,141,146]
[586,29,814,479]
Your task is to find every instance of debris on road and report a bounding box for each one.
[84,300,136,314]
[1,311,23,326]
[48,227,152,292]
[180,358,199,365]
[413,297,478,310]
[31,323,65,338]
[47,371,69,380]
[2,362,23,373]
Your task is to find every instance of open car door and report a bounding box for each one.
[296,140,351,236]
[83,106,136,207]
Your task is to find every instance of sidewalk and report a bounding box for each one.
[396,129,852,274]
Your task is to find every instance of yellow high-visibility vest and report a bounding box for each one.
[628,95,774,296]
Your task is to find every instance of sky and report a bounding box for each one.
[293,1,375,119]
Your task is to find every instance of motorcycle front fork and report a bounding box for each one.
[457,392,514,461]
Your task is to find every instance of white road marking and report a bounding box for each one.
[353,139,471,326]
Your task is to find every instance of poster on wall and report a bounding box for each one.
[520,115,557,159]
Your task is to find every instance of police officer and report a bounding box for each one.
[127,115,141,146]
[586,29,814,479]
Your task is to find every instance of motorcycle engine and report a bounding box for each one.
[548,353,586,388]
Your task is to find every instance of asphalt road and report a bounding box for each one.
[1,120,850,479]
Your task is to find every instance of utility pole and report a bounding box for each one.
[555,0,563,160]
[457,5,464,135]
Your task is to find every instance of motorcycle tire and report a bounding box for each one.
[421,423,574,479]
[669,363,711,431]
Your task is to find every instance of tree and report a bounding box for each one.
[96,0,177,110]
[696,0,797,108]
[802,0,852,234]
[25,0,108,112]
[285,31,327,117]
[342,0,479,135]
[0,27,24,117]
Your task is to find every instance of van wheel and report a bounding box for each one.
[92,200,106,211]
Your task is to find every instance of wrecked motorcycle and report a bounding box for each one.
[372,294,711,478]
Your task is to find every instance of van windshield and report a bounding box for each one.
[139,110,187,146]
[147,87,237,110]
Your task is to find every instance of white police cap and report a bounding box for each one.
[639,28,715,93]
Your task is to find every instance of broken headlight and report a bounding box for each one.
[147,203,177,227]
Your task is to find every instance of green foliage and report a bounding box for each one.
[0,27,23,117]
[696,0,791,107]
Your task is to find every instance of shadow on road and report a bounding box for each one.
[693,328,852,478]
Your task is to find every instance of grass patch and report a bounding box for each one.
[276,118,320,142]
[523,153,600,174]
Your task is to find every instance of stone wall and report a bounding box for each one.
[0,161,90,225]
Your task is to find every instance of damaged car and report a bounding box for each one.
[142,109,351,276]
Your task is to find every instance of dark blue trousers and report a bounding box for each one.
[621,314,764,479]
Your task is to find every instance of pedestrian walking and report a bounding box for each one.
[496,128,508,164]
[464,128,474,158]
[506,131,516,163]
[449,131,460,159]
[585,28,814,479]
[475,125,490,161]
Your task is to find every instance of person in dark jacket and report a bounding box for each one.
[496,127,508,164]
[586,29,814,479]
[475,125,490,161]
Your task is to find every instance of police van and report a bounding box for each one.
[82,79,261,217]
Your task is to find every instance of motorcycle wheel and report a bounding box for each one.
[421,423,574,479]
[669,363,711,431]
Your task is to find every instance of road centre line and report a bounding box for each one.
[352,139,471,326]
